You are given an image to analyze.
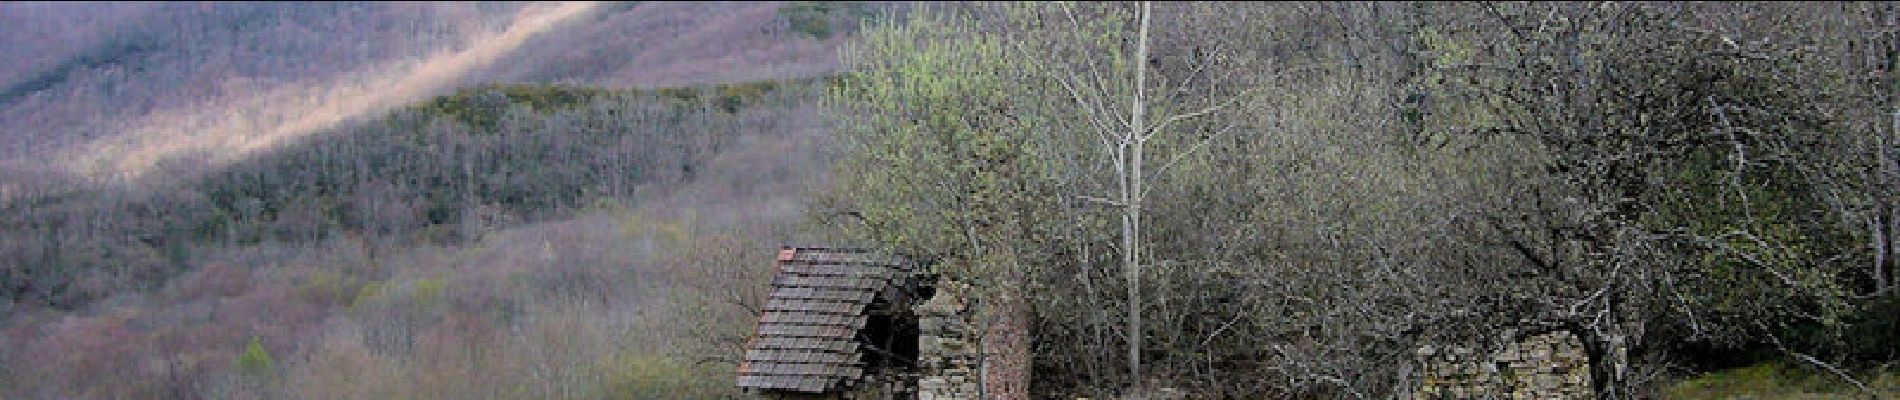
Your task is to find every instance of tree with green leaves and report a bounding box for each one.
[826,7,1058,399]
[828,2,1291,396]
[237,336,276,381]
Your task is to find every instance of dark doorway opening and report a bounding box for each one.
[861,307,920,373]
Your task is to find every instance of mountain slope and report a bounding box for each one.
[0,1,879,182]
[0,2,889,398]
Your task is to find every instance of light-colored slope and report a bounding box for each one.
[474,1,851,88]
[63,1,603,181]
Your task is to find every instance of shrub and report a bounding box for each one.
[236,336,276,380]
[598,354,734,399]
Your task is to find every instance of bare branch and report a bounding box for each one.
[1145,87,1258,140]
[1756,320,1879,398]
[1074,195,1128,208]
[1055,74,1132,148]
[1147,119,1239,194]
[1057,2,1134,132]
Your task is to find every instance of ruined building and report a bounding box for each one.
[736,247,980,400]
[735,247,1596,400]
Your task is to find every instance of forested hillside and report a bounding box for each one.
[2,79,834,399]
[0,1,867,175]
[0,1,877,398]
[2,81,811,308]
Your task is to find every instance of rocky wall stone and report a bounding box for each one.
[917,280,981,400]
[1415,331,1593,400]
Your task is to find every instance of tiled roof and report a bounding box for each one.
[736,247,907,393]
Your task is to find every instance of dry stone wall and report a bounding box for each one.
[916,280,981,400]
[1414,331,1593,399]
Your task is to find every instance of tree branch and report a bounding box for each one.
[1074,194,1128,208]
[1147,119,1239,195]
[1055,75,1131,148]
[1057,2,1133,132]
[1146,87,1257,140]
[1756,320,1879,398]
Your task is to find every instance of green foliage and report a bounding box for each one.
[352,281,385,309]
[597,354,732,399]
[1646,142,1858,343]
[294,268,355,306]
[641,80,794,111]
[1829,294,1900,363]
[409,84,614,132]
[410,278,446,310]
[712,80,779,112]
[828,8,1063,280]
[779,1,873,39]
[236,336,277,380]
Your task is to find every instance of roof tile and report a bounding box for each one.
[737,247,909,394]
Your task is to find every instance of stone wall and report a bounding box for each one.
[1414,331,1593,400]
[758,392,839,400]
[916,280,981,400]
[845,372,914,400]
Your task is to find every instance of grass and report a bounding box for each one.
[1664,361,1900,399]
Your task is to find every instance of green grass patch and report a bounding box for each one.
[1664,360,1900,399]
[597,354,734,399]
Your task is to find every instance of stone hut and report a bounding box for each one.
[737,247,977,400]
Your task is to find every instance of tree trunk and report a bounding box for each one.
[1887,205,1898,296]
[1885,8,1900,298]
[1888,103,1900,296]
[1575,327,1629,400]
[1573,290,1633,400]
[984,256,1033,400]
[1876,212,1892,296]
[1124,0,1152,388]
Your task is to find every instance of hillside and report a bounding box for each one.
[1,81,815,306]
[1,80,831,398]
[0,2,880,398]
[0,1,878,179]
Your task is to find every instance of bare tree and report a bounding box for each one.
[987,2,1260,389]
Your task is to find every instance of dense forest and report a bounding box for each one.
[1,1,1897,399]
[818,2,1900,398]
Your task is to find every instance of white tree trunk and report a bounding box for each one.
[1124,0,1152,387]
[1888,107,1900,296]
[1874,214,1890,295]
[1887,208,1898,296]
